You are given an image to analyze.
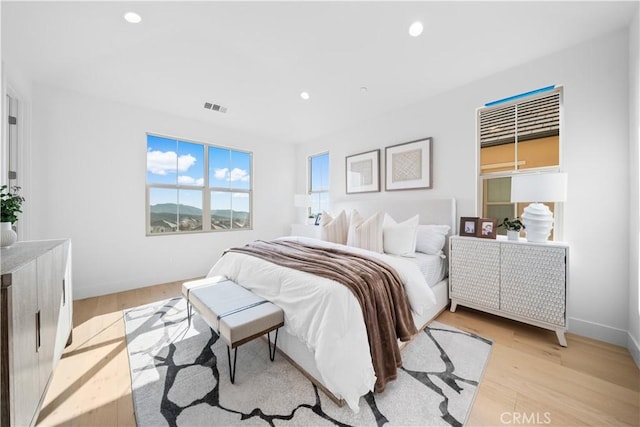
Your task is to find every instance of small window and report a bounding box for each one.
[146,134,252,235]
[309,152,329,215]
[478,87,562,235]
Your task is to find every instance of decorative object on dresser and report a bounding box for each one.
[459,216,479,237]
[345,149,380,194]
[477,218,497,239]
[385,137,432,191]
[0,185,25,248]
[1,239,73,426]
[510,172,568,242]
[498,217,525,241]
[449,236,568,346]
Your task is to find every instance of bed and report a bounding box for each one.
[206,198,456,412]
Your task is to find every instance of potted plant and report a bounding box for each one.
[1,185,25,247]
[498,217,525,241]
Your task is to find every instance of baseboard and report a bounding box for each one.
[567,316,628,347]
[627,331,640,369]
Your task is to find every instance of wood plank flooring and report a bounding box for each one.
[36,281,639,426]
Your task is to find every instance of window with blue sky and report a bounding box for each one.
[146,134,252,234]
[309,152,329,215]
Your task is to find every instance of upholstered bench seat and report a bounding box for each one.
[182,277,284,383]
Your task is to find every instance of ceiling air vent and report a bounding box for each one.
[203,101,228,114]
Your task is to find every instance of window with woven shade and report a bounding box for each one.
[478,87,562,235]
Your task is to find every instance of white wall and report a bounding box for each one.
[295,29,632,346]
[29,85,296,299]
[628,8,640,366]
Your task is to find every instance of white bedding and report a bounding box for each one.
[409,252,448,287]
[206,236,436,412]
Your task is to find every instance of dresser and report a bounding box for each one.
[449,236,569,346]
[1,240,73,426]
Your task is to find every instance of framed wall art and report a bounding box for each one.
[345,149,380,194]
[385,137,432,191]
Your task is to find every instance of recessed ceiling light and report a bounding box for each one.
[124,12,142,24]
[360,86,368,93]
[409,21,423,37]
[300,91,310,100]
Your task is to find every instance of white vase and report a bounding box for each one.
[507,230,520,241]
[1,222,17,248]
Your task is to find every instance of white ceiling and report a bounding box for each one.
[2,1,637,144]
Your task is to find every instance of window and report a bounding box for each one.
[478,87,561,235]
[146,134,252,235]
[309,152,329,215]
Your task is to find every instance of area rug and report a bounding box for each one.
[124,298,492,427]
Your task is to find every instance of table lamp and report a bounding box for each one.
[510,172,567,242]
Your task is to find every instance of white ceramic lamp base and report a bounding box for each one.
[521,203,554,243]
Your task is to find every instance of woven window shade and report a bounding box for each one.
[480,93,559,147]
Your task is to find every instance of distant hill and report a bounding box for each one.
[150,204,248,220]
[150,203,202,216]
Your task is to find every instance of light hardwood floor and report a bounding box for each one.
[36,281,639,426]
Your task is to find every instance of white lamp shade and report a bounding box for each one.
[511,172,567,203]
[293,194,312,208]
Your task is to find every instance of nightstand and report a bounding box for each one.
[449,235,569,346]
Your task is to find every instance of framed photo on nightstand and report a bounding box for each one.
[477,218,497,239]
[459,217,479,237]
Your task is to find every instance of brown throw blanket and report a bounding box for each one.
[225,239,418,393]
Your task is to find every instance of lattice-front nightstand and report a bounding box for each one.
[449,235,569,346]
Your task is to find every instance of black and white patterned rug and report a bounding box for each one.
[124,298,492,427]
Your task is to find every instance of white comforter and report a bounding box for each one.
[206,236,436,412]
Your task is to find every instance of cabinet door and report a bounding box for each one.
[8,262,40,427]
[450,238,501,309]
[500,243,566,326]
[37,248,61,392]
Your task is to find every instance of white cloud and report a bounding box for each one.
[213,167,250,182]
[178,176,204,186]
[147,150,196,175]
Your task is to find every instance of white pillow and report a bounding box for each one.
[347,210,384,253]
[415,224,450,255]
[383,214,419,257]
[320,210,349,245]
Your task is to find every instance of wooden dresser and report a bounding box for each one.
[1,240,73,427]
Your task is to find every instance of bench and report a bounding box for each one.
[182,277,284,383]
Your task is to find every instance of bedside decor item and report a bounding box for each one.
[293,193,312,224]
[314,212,323,226]
[477,218,497,239]
[459,217,479,237]
[1,185,25,247]
[498,217,525,241]
[385,137,432,191]
[511,172,567,242]
[346,149,380,194]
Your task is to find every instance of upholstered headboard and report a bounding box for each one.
[331,198,457,234]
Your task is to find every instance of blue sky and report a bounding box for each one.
[147,135,251,212]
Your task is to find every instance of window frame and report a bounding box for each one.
[145,133,253,236]
[477,87,564,238]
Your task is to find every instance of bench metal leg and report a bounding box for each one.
[187,302,192,327]
[267,328,279,362]
[227,346,238,384]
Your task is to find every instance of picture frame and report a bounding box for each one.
[477,218,498,239]
[459,217,479,237]
[314,213,323,226]
[385,137,432,191]
[345,149,380,194]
